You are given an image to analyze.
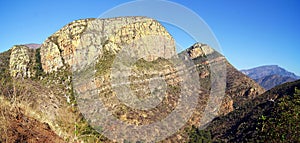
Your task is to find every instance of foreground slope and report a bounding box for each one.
[0,50,65,142]
[0,97,65,142]
[203,80,300,142]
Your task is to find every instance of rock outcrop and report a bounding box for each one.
[40,17,175,73]
[187,43,215,59]
[9,45,42,79]
[9,45,32,78]
[40,19,92,73]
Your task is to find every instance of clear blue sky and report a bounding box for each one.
[0,0,299,75]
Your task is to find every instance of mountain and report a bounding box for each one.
[241,65,300,90]
[23,43,41,49]
[256,74,297,90]
[241,65,299,79]
[0,17,264,142]
[196,79,300,142]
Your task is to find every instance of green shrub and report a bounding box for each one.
[188,126,213,143]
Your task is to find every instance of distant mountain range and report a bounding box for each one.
[241,65,300,90]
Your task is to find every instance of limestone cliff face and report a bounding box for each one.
[40,17,175,73]
[9,45,31,78]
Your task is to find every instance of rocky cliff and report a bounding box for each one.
[40,17,175,73]
[9,45,40,78]
[1,17,266,142]
[9,45,31,78]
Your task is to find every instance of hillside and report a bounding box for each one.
[0,17,265,142]
[183,43,265,112]
[0,96,65,142]
[241,65,299,89]
[197,80,300,142]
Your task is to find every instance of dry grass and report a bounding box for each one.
[0,96,12,142]
[0,77,105,142]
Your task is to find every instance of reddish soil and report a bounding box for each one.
[0,109,65,143]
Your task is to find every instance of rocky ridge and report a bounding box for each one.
[185,43,265,111]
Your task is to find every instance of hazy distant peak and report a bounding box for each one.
[241,65,299,89]
[23,43,41,49]
[241,65,299,80]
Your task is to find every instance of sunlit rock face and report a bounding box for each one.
[40,17,175,73]
[9,45,31,78]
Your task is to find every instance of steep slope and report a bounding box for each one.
[185,43,265,110]
[202,80,300,142]
[0,97,65,143]
[0,47,66,142]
